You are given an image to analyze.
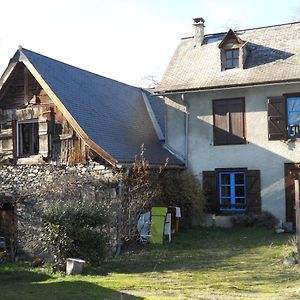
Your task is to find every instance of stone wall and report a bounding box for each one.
[0,162,121,259]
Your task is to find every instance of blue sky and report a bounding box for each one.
[0,0,299,86]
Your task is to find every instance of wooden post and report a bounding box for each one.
[295,179,300,264]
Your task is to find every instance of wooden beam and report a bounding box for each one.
[0,60,19,102]
[24,67,29,103]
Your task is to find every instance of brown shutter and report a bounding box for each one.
[267,96,287,140]
[213,98,245,145]
[246,170,261,213]
[228,98,245,144]
[11,120,17,158]
[213,100,228,145]
[203,171,219,213]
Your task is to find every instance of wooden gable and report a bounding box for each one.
[0,62,89,164]
[218,29,245,49]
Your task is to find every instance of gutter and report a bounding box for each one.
[181,93,189,168]
[156,79,300,96]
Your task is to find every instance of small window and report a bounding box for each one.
[219,172,246,211]
[18,120,39,156]
[287,97,300,138]
[225,49,239,69]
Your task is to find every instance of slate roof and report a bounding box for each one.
[156,21,300,93]
[16,48,183,166]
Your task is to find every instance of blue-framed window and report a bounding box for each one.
[287,97,300,138]
[219,172,246,211]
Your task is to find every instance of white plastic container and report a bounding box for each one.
[66,258,85,275]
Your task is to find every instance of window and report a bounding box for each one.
[219,172,246,211]
[287,97,300,138]
[213,98,245,145]
[225,49,239,69]
[202,169,261,214]
[18,120,39,156]
[267,95,300,140]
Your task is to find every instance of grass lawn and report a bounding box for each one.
[1,227,300,299]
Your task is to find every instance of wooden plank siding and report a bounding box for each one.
[0,62,89,164]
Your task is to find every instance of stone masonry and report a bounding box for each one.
[0,162,121,259]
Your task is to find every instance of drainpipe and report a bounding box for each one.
[181,93,189,167]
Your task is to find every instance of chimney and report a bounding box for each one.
[193,17,205,45]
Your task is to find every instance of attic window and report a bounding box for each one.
[219,29,246,71]
[225,49,239,69]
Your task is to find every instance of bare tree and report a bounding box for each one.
[138,74,160,89]
[221,19,242,31]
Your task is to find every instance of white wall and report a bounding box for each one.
[165,83,300,221]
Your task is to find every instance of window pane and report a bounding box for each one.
[235,173,244,184]
[287,98,300,112]
[222,186,231,197]
[288,112,300,125]
[232,58,239,67]
[226,51,233,59]
[20,124,31,155]
[235,198,245,204]
[33,123,39,154]
[235,186,245,197]
[221,173,230,184]
[221,198,231,208]
[226,60,233,68]
[235,198,245,209]
[232,49,239,58]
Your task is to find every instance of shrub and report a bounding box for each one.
[231,211,279,229]
[42,197,109,264]
[158,170,206,227]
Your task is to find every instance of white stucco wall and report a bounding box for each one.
[165,83,300,222]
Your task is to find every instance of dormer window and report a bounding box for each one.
[225,49,239,69]
[219,29,247,71]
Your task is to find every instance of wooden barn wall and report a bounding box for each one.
[0,62,88,164]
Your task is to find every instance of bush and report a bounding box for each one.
[158,170,206,227]
[231,211,279,229]
[42,198,109,264]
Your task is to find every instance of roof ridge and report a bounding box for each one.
[20,47,140,91]
[181,20,300,40]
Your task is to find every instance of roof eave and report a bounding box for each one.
[155,79,300,96]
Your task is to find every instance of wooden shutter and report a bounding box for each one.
[203,171,219,213]
[228,99,245,144]
[267,96,287,140]
[213,98,245,145]
[11,120,17,158]
[246,170,261,213]
[213,100,228,145]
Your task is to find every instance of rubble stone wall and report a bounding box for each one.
[0,162,121,259]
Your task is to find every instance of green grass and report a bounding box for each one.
[1,227,300,299]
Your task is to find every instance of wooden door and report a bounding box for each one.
[285,163,300,228]
[0,203,16,261]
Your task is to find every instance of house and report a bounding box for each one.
[0,47,183,259]
[156,18,300,228]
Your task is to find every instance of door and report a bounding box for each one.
[0,202,16,261]
[285,163,300,228]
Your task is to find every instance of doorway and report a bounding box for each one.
[0,199,16,261]
[285,163,300,229]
